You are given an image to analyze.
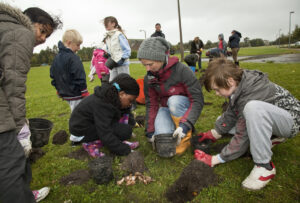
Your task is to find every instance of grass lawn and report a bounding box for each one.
[26,61,300,202]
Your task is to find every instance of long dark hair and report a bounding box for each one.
[23,7,62,31]
[103,73,139,109]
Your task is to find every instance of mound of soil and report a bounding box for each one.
[66,147,91,161]
[52,130,68,145]
[210,142,228,154]
[89,156,114,185]
[29,148,45,164]
[165,160,219,203]
[59,169,90,186]
[191,137,212,154]
[121,151,147,174]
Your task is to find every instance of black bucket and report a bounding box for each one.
[155,134,176,158]
[29,118,53,148]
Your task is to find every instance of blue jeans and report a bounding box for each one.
[154,95,190,135]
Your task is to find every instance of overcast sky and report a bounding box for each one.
[3,0,300,53]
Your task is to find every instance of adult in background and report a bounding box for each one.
[228,30,242,66]
[190,36,204,71]
[151,23,165,38]
[0,3,62,202]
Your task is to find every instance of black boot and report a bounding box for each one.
[235,61,239,66]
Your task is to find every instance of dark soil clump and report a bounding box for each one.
[210,142,228,154]
[29,148,45,164]
[135,115,145,127]
[89,156,114,185]
[121,151,147,174]
[165,160,219,203]
[191,136,212,154]
[59,169,90,186]
[66,147,91,161]
[52,130,68,145]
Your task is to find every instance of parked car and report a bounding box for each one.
[295,41,300,46]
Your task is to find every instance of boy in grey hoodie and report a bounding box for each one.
[194,57,299,190]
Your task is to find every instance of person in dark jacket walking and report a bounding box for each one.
[228,30,242,65]
[0,3,62,202]
[137,37,204,156]
[69,73,140,156]
[151,23,165,38]
[194,57,300,190]
[190,36,204,70]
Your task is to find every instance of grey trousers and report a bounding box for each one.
[243,100,294,164]
[0,130,35,203]
[109,65,130,82]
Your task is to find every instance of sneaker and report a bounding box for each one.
[123,141,139,150]
[32,187,50,202]
[242,162,276,190]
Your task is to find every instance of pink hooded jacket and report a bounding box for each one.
[92,49,109,79]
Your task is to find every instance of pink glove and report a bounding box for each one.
[197,130,217,143]
[194,149,212,167]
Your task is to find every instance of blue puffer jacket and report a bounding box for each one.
[50,41,87,100]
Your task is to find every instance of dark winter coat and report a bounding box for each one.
[69,85,133,155]
[229,31,241,48]
[144,56,204,135]
[216,70,300,162]
[151,30,165,38]
[0,3,35,133]
[190,40,204,54]
[50,41,87,100]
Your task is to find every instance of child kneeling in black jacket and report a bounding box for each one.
[69,73,139,156]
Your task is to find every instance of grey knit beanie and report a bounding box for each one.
[137,37,170,62]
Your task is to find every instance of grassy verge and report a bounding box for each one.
[27,61,300,202]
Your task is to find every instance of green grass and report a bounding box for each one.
[27,61,300,202]
[169,46,300,59]
[237,46,300,56]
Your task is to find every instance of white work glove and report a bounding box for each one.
[173,127,186,146]
[17,122,32,158]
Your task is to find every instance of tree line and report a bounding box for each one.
[31,25,300,67]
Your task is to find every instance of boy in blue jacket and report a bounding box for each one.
[50,29,89,143]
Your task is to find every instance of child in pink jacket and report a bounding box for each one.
[89,48,110,83]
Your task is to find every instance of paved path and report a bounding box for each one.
[131,53,300,64]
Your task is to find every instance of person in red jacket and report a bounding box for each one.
[137,37,204,156]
